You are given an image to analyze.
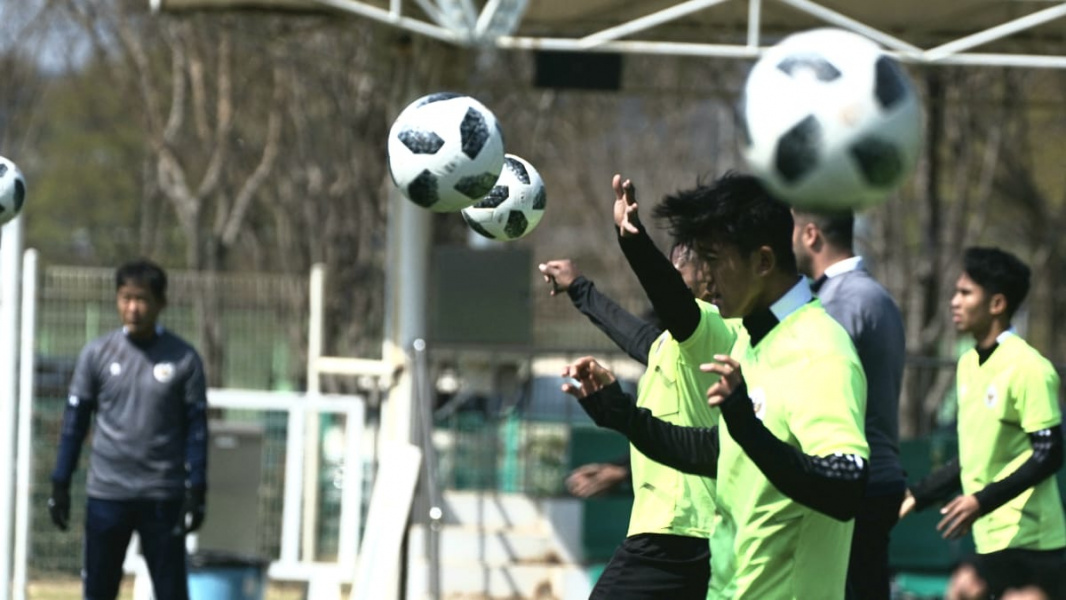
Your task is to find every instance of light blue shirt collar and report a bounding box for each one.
[770,277,813,322]
[996,328,1016,344]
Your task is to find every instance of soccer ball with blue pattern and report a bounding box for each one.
[740,28,922,211]
[462,154,547,241]
[387,93,505,213]
[0,156,26,226]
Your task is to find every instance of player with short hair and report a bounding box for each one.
[792,208,907,600]
[900,247,1065,599]
[48,259,209,600]
[563,172,869,599]
[554,176,739,600]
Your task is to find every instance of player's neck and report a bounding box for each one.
[759,273,804,311]
[810,247,855,280]
[972,320,1009,350]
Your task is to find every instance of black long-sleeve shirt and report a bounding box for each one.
[616,225,702,343]
[911,427,1064,515]
[578,380,868,521]
[566,276,661,366]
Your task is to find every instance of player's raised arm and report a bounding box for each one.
[610,174,703,343]
[539,259,662,365]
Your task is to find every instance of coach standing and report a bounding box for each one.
[48,259,209,600]
[791,209,907,600]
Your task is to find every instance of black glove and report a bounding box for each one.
[47,482,71,531]
[177,486,206,534]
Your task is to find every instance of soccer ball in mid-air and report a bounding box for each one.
[461,154,546,241]
[0,156,26,226]
[387,92,505,213]
[739,28,922,211]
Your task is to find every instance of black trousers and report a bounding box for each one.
[845,490,905,600]
[590,532,710,600]
[972,546,1065,599]
[84,497,189,600]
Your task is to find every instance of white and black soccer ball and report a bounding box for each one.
[461,154,546,241]
[739,28,922,211]
[387,92,506,213]
[0,156,26,226]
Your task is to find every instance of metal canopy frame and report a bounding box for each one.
[187,0,1066,69]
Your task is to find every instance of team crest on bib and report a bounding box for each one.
[749,387,767,421]
[153,362,175,383]
[984,385,998,408]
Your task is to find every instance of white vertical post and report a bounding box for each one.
[13,249,37,600]
[302,265,326,560]
[336,404,365,573]
[378,176,430,600]
[0,218,23,600]
[280,404,306,565]
[382,189,428,447]
[350,443,422,600]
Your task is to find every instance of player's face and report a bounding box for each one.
[672,247,713,302]
[697,242,760,318]
[950,273,992,335]
[116,282,165,339]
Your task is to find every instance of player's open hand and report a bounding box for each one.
[561,356,616,399]
[701,355,744,407]
[566,463,629,498]
[612,174,641,237]
[937,494,980,540]
[538,260,579,296]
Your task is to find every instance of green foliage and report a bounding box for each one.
[27,59,152,265]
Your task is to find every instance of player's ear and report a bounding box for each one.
[988,292,1008,318]
[802,222,820,249]
[754,246,776,276]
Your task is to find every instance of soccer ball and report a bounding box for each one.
[461,154,546,241]
[0,156,26,226]
[387,92,505,213]
[739,28,922,211]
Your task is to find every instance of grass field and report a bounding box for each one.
[28,577,307,600]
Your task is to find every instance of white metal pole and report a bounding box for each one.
[0,217,23,600]
[280,404,306,566]
[922,3,1066,61]
[13,249,37,600]
[579,0,733,47]
[383,188,428,447]
[336,403,365,574]
[301,265,325,561]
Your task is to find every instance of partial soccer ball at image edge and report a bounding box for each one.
[387,92,506,213]
[739,28,923,211]
[0,155,26,226]
[461,154,547,241]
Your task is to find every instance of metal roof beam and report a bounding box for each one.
[474,0,529,38]
[923,2,1066,61]
[308,0,460,42]
[775,0,924,56]
[578,0,734,48]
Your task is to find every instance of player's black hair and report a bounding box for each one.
[653,172,797,274]
[962,246,1030,318]
[793,208,854,251]
[115,259,168,302]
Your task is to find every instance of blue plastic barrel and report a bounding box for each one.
[188,551,268,600]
